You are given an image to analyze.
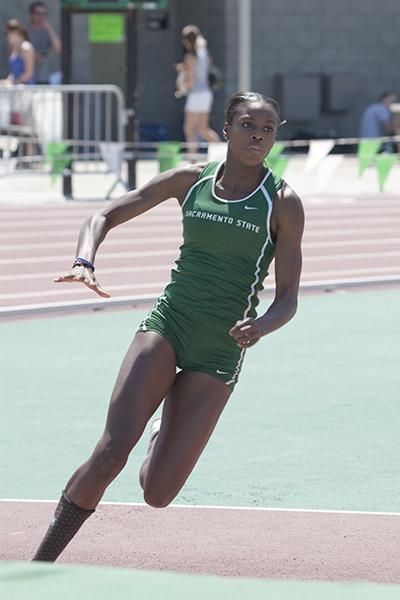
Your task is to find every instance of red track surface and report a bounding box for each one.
[0,194,399,312]
[2,501,400,583]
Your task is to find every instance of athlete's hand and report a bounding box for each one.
[54,266,111,298]
[229,317,264,348]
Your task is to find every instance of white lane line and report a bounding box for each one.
[0,202,178,217]
[1,250,400,266]
[304,227,399,237]
[0,225,182,239]
[1,238,399,253]
[1,225,398,240]
[0,294,161,315]
[2,204,399,216]
[0,271,400,302]
[0,281,169,301]
[0,249,178,265]
[0,264,173,282]
[0,498,398,517]
[303,251,400,261]
[268,266,399,278]
[2,265,398,284]
[304,196,400,205]
[1,214,400,229]
[0,218,400,232]
[0,215,182,228]
[2,271,400,300]
[1,278,399,315]
[0,209,180,219]
[0,236,181,251]
[307,210,400,216]
[303,238,400,249]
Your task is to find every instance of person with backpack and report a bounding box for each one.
[178,25,221,157]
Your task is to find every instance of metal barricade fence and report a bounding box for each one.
[1,85,399,198]
[0,84,127,191]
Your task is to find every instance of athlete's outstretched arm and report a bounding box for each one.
[230,185,304,348]
[54,165,203,297]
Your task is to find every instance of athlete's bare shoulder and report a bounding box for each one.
[271,182,304,239]
[176,161,206,179]
[168,162,207,205]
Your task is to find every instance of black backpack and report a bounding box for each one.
[208,65,223,92]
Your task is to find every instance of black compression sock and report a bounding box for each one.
[32,491,95,562]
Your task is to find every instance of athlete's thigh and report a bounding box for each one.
[144,370,231,502]
[184,110,201,130]
[197,111,210,129]
[104,331,177,441]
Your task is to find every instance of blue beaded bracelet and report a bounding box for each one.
[72,257,95,272]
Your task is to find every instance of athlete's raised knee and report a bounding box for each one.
[143,486,175,508]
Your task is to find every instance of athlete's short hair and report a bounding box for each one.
[224,92,281,124]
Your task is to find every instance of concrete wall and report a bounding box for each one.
[247,0,400,137]
[1,0,399,139]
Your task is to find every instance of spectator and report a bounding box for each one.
[2,19,35,85]
[359,92,397,138]
[27,1,61,84]
[179,25,220,156]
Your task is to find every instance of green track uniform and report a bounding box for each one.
[139,161,284,390]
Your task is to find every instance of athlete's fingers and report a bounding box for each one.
[234,324,263,348]
[231,320,261,342]
[54,266,90,283]
[229,318,253,336]
[236,338,258,349]
[54,270,111,298]
[54,274,84,283]
[83,280,112,298]
[81,271,112,298]
[244,337,260,348]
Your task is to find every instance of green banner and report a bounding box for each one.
[269,157,290,178]
[358,139,381,176]
[45,142,69,185]
[89,14,124,44]
[264,142,285,168]
[157,142,181,173]
[376,153,397,191]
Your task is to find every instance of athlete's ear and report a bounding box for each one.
[222,123,230,140]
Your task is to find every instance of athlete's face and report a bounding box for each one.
[224,102,280,167]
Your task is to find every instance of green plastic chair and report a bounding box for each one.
[157,141,182,173]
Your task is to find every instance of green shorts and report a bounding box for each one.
[138,294,245,391]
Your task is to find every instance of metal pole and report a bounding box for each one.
[238,0,251,92]
[61,7,73,199]
[126,7,138,190]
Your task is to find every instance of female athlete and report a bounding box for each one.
[33,91,304,562]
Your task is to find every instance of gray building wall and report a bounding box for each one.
[247,0,400,137]
[1,0,399,139]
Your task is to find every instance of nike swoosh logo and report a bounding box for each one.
[244,205,258,210]
[216,369,230,375]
